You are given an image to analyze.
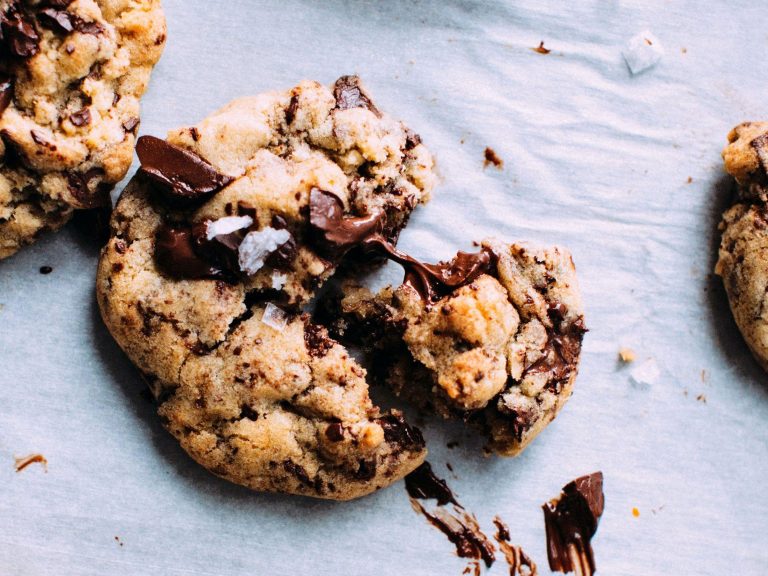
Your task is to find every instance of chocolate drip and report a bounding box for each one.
[405,462,458,506]
[0,74,11,115]
[333,75,380,117]
[136,135,233,201]
[542,471,604,575]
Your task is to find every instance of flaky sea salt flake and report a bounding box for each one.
[205,215,253,240]
[623,31,664,75]
[238,227,291,275]
[261,303,288,332]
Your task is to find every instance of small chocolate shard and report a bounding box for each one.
[405,461,458,506]
[69,107,91,127]
[154,224,219,279]
[543,471,604,576]
[136,135,233,201]
[483,147,504,169]
[38,7,74,34]
[333,75,380,117]
[308,188,384,255]
[0,74,12,115]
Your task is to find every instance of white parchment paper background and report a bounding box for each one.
[1,1,767,574]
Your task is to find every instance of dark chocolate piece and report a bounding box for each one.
[69,107,91,126]
[333,75,380,117]
[1,3,40,58]
[542,471,604,575]
[136,135,233,201]
[154,224,219,279]
[0,74,12,115]
[377,413,424,448]
[308,187,384,255]
[483,147,504,169]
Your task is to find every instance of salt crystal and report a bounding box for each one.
[205,215,253,240]
[629,358,660,388]
[261,303,288,332]
[238,227,291,275]
[623,31,664,75]
[271,272,288,290]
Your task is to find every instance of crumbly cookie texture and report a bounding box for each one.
[0,0,166,259]
[97,77,434,499]
[716,122,768,371]
[324,239,586,456]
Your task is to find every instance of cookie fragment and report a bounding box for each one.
[324,239,586,456]
[0,0,166,259]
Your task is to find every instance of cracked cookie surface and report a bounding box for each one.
[0,0,165,259]
[323,239,586,456]
[716,122,768,371]
[96,77,434,499]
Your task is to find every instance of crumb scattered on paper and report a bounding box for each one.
[632,507,640,518]
[629,358,660,387]
[14,454,48,473]
[532,41,551,55]
[696,394,707,404]
[618,347,636,363]
[623,31,664,75]
[114,536,124,547]
[686,176,693,184]
[483,147,504,169]
[700,369,709,383]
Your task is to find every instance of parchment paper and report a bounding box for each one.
[1,1,767,574]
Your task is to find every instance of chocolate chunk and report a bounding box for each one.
[154,224,219,279]
[136,135,233,201]
[543,471,604,575]
[122,117,139,133]
[1,4,40,58]
[308,188,384,255]
[67,168,110,207]
[0,74,11,115]
[483,147,504,169]
[69,107,91,127]
[325,422,345,442]
[405,461,459,506]
[377,413,425,449]
[333,75,380,117]
[72,19,104,35]
[285,93,299,125]
[37,8,74,34]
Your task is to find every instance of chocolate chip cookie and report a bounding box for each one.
[716,122,768,371]
[96,76,435,499]
[323,239,586,456]
[0,0,166,259]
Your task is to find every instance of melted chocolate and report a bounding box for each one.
[333,75,380,117]
[524,316,587,390]
[154,225,219,279]
[377,414,424,449]
[309,188,384,255]
[405,462,458,506]
[492,516,538,576]
[542,471,604,575]
[136,135,233,201]
[0,74,12,115]
[406,462,496,568]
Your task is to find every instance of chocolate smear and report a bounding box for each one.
[136,135,233,201]
[493,516,539,576]
[14,453,48,473]
[542,471,604,576]
[308,187,384,255]
[523,317,587,391]
[405,461,459,506]
[406,462,496,569]
[333,75,380,117]
[0,74,12,115]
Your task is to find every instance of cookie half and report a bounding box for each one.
[323,239,586,456]
[716,122,768,371]
[97,77,434,499]
[0,0,166,259]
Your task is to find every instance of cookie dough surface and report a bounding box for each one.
[0,0,166,259]
[717,122,768,371]
[97,77,434,499]
[324,239,586,456]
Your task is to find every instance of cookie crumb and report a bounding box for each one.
[696,394,707,403]
[618,347,636,363]
[686,176,693,184]
[623,31,664,75]
[632,507,640,518]
[483,147,504,170]
[114,536,124,547]
[532,41,551,55]
[261,303,288,332]
[39,266,53,275]
[14,454,48,473]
